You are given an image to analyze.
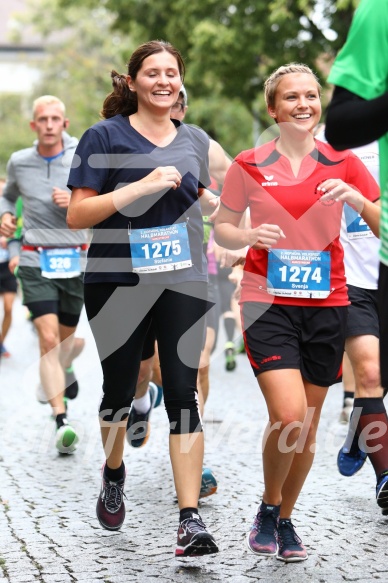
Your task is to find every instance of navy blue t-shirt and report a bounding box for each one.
[68,114,210,284]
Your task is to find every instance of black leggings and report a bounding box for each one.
[84,281,208,433]
[378,263,388,396]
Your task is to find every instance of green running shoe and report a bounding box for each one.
[56,422,79,454]
[224,341,237,371]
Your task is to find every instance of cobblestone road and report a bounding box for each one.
[0,299,387,583]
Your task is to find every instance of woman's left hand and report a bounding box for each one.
[317,179,365,213]
[199,188,220,220]
[218,247,247,268]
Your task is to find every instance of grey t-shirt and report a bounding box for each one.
[0,132,87,268]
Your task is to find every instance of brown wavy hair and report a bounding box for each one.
[101,40,185,119]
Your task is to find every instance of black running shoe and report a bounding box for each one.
[96,466,126,531]
[65,369,79,400]
[126,383,157,448]
[175,512,219,557]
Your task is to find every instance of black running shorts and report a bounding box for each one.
[241,302,348,387]
[0,262,17,293]
[346,284,379,339]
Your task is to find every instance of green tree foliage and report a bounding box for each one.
[18,0,132,134]
[0,0,360,171]
[57,0,359,151]
[0,95,33,176]
[0,0,131,173]
[58,0,359,100]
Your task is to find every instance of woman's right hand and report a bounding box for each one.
[247,224,285,250]
[140,166,182,194]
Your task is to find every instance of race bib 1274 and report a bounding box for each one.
[267,249,331,299]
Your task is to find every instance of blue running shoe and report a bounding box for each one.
[199,467,217,499]
[337,445,367,477]
[376,470,388,510]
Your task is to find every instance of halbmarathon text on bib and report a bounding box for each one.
[129,222,193,273]
[267,249,331,299]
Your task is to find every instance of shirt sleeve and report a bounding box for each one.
[68,127,111,193]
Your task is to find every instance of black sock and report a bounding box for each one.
[55,413,67,429]
[104,461,125,482]
[344,400,365,455]
[180,507,199,522]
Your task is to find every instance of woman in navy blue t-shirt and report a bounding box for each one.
[67,40,219,557]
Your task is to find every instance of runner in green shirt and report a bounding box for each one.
[325,0,388,514]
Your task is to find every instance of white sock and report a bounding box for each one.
[132,389,151,414]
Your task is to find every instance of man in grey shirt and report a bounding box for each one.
[0,95,87,454]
